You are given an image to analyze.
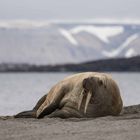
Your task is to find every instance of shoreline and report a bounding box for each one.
[0,104,140,140]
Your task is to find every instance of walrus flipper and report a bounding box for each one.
[33,94,47,111]
[47,108,84,118]
[37,102,58,118]
[37,86,67,119]
[14,110,36,118]
[15,94,47,118]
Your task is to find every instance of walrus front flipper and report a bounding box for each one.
[47,108,83,119]
[37,102,58,119]
[33,94,47,111]
[37,86,68,119]
[14,110,36,118]
[14,94,47,118]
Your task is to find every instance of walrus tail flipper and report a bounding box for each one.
[14,110,36,118]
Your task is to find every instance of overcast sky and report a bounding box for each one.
[0,0,140,20]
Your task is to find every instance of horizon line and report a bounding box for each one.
[1,18,140,28]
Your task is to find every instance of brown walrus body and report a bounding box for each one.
[15,72,123,119]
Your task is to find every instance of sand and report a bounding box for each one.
[0,104,140,140]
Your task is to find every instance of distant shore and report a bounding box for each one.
[0,104,140,140]
[0,56,140,72]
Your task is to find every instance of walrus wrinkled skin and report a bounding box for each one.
[15,72,123,119]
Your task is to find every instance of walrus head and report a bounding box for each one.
[78,77,103,114]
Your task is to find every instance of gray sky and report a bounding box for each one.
[0,0,140,20]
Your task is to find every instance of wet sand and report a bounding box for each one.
[0,104,140,140]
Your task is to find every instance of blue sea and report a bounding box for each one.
[0,72,140,116]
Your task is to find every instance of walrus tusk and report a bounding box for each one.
[84,92,92,114]
[78,89,84,110]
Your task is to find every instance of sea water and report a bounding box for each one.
[0,72,140,115]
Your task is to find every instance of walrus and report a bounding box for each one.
[15,72,123,119]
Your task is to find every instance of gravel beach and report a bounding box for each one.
[0,104,140,140]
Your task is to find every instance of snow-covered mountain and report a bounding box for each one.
[0,20,140,65]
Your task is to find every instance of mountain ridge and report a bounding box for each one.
[0,21,140,65]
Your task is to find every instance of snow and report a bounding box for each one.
[0,20,50,29]
[59,29,78,46]
[59,25,124,44]
[102,34,139,57]
[0,21,139,65]
[1,19,140,29]
[125,48,137,58]
[49,18,140,25]
[70,25,124,43]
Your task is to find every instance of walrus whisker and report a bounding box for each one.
[84,91,92,114]
[78,89,84,110]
